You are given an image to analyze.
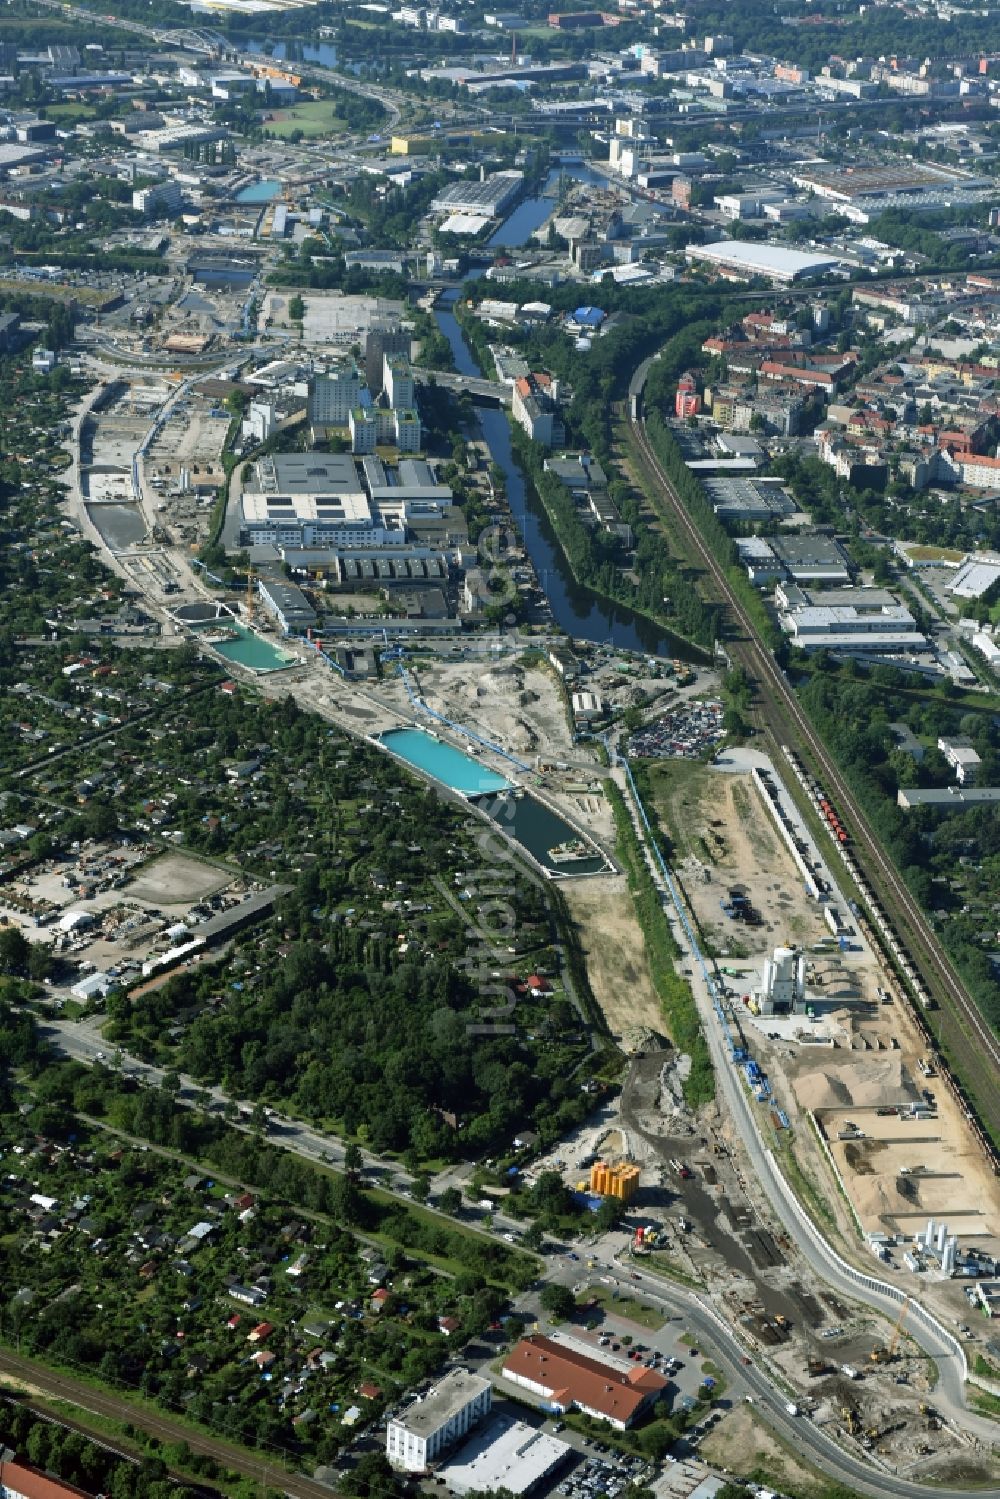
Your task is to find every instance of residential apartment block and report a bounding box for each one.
[387,1369,492,1471]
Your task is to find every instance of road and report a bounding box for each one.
[576,1257,998,1499]
[41,1018,1000,1490]
[626,379,1000,1136]
[620,386,1000,1446]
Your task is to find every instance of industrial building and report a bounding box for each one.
[757,944,807,1015]
[386,1369,492,1472]
[702,476,797,523]
[257,579,317,634]
[437,1415,571,1496]
[686,240,843,283]
[790,162,990,204]
[948,555,1000,600]
[780,601,927,655]
[238,454,404,549]
[589,1160,640,1202]
[501,1335,667,1429]
[431,171,524,218]
[897,786,1000,811]
[767,534,854,584]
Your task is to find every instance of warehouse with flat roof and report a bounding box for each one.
[703,475,797,522]
[431,171,524,218]
[897,786,1000,810]
[686,240,843,283]
[437,1415,571,1496]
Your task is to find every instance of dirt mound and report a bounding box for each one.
[794,1055,906,1112]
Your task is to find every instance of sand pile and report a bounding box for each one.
[794,1054,906,1111]
[849,1172,910,1225]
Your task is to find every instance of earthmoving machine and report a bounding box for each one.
[870,1296,909,1364]
[841,1407,861,1437]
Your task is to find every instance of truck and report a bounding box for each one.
[785,1402,800,1416]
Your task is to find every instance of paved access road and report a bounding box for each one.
[42,1020,1000,1493]
[582,1259,997,1499]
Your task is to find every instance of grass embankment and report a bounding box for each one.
[605,781,714,1107]
[577,1285,666,1329]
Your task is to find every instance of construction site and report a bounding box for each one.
[536,743,1000,1484]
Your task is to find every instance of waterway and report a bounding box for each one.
[433,291,700,659]
[486,791,606,875]
[379,729,606,873]
[193,618,294,673]
[248,40,338,66]
[193,267,256,289]
[380,727,510,796]
[488,164,607,250]
[235,179,282,205]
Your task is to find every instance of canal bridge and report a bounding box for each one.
[413,369,511,407]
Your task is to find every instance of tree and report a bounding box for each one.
[0,926,30,975]
[329,1173,364,1226]
[530,1170,572,1219]
[539,1283,576,1321]
[411,1174,431,1203]
[521,1221,544,1251]
[593,1198,624,1233]
[342,1451,400,1499]
[288,293,305,323]
[438,1186,462,1215]
[344,1141,363,1175]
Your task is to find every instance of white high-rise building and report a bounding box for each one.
[308,362,364,427]
[384,354,415,410]
[387,1369,492,1472]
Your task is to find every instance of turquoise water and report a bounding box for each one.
[195,619,293,672]
[236,179,282,204]
[380,728,511,796]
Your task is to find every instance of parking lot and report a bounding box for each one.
[555,1449,658,1499]
[629,700,725,760]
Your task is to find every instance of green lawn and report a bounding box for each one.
[46,102,97,122]
[264,98,347,139]
[577,1284,665,1330]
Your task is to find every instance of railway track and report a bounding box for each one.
[627,399,1000,1142]
[0,1347,339,1499]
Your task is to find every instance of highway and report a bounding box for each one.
[625,370,1000,1137]
[41,1018,1000,1491]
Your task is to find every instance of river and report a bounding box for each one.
[433,291,701,660]
[247,39,338,66]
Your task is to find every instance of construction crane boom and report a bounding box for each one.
[888,1296,910,1358]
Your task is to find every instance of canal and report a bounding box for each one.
[433,291,701,659]
[488,164,608,250]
